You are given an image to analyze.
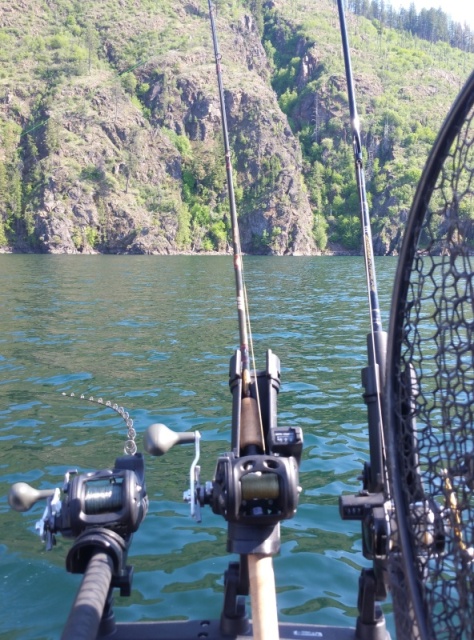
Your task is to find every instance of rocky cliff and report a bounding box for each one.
[0,0,316,255]
[0,0,469,255]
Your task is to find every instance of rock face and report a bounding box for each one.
[0,0,317,255]
[226,88,314,255]
[27,85,184,254]
[0,0,467,256]
[1,61,203,255]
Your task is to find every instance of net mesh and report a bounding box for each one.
[389,91,474,639]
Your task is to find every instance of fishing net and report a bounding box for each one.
[386,70,474,640]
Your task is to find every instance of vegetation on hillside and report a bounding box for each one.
[0,0,472,253]
[262,0,472,251]
[348,0,474,52]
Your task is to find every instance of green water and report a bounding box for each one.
[0,255,398,639]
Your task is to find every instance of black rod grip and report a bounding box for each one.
[61,552,113,640]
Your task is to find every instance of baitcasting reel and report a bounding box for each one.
[144,422,302,526]
[8,454,148,550]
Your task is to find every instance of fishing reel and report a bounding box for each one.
[145,350,303,531]
[340,487,449,565]
[211,447,300,525]
[9,454,148,550]
[144,423,302,526]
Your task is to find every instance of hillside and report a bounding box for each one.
[0,0,472,254]
[264,0,473,253]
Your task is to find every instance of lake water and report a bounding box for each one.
[0,255,398,639]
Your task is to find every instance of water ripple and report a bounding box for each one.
[0,255,397,638]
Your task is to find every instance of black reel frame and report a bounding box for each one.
[31,453,147,581]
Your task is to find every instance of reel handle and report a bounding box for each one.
[144,423,196,456]
[8,482,56,512]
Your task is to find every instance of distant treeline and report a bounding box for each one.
[346,0,473,52]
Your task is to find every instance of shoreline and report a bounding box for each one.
[0,247,370,257]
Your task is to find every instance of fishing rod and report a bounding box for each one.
[208,0,252,401]
[207,2,280,638]
[336,2,391,638]
[336,0,387,497]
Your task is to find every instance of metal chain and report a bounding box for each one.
[62,392,137,455]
